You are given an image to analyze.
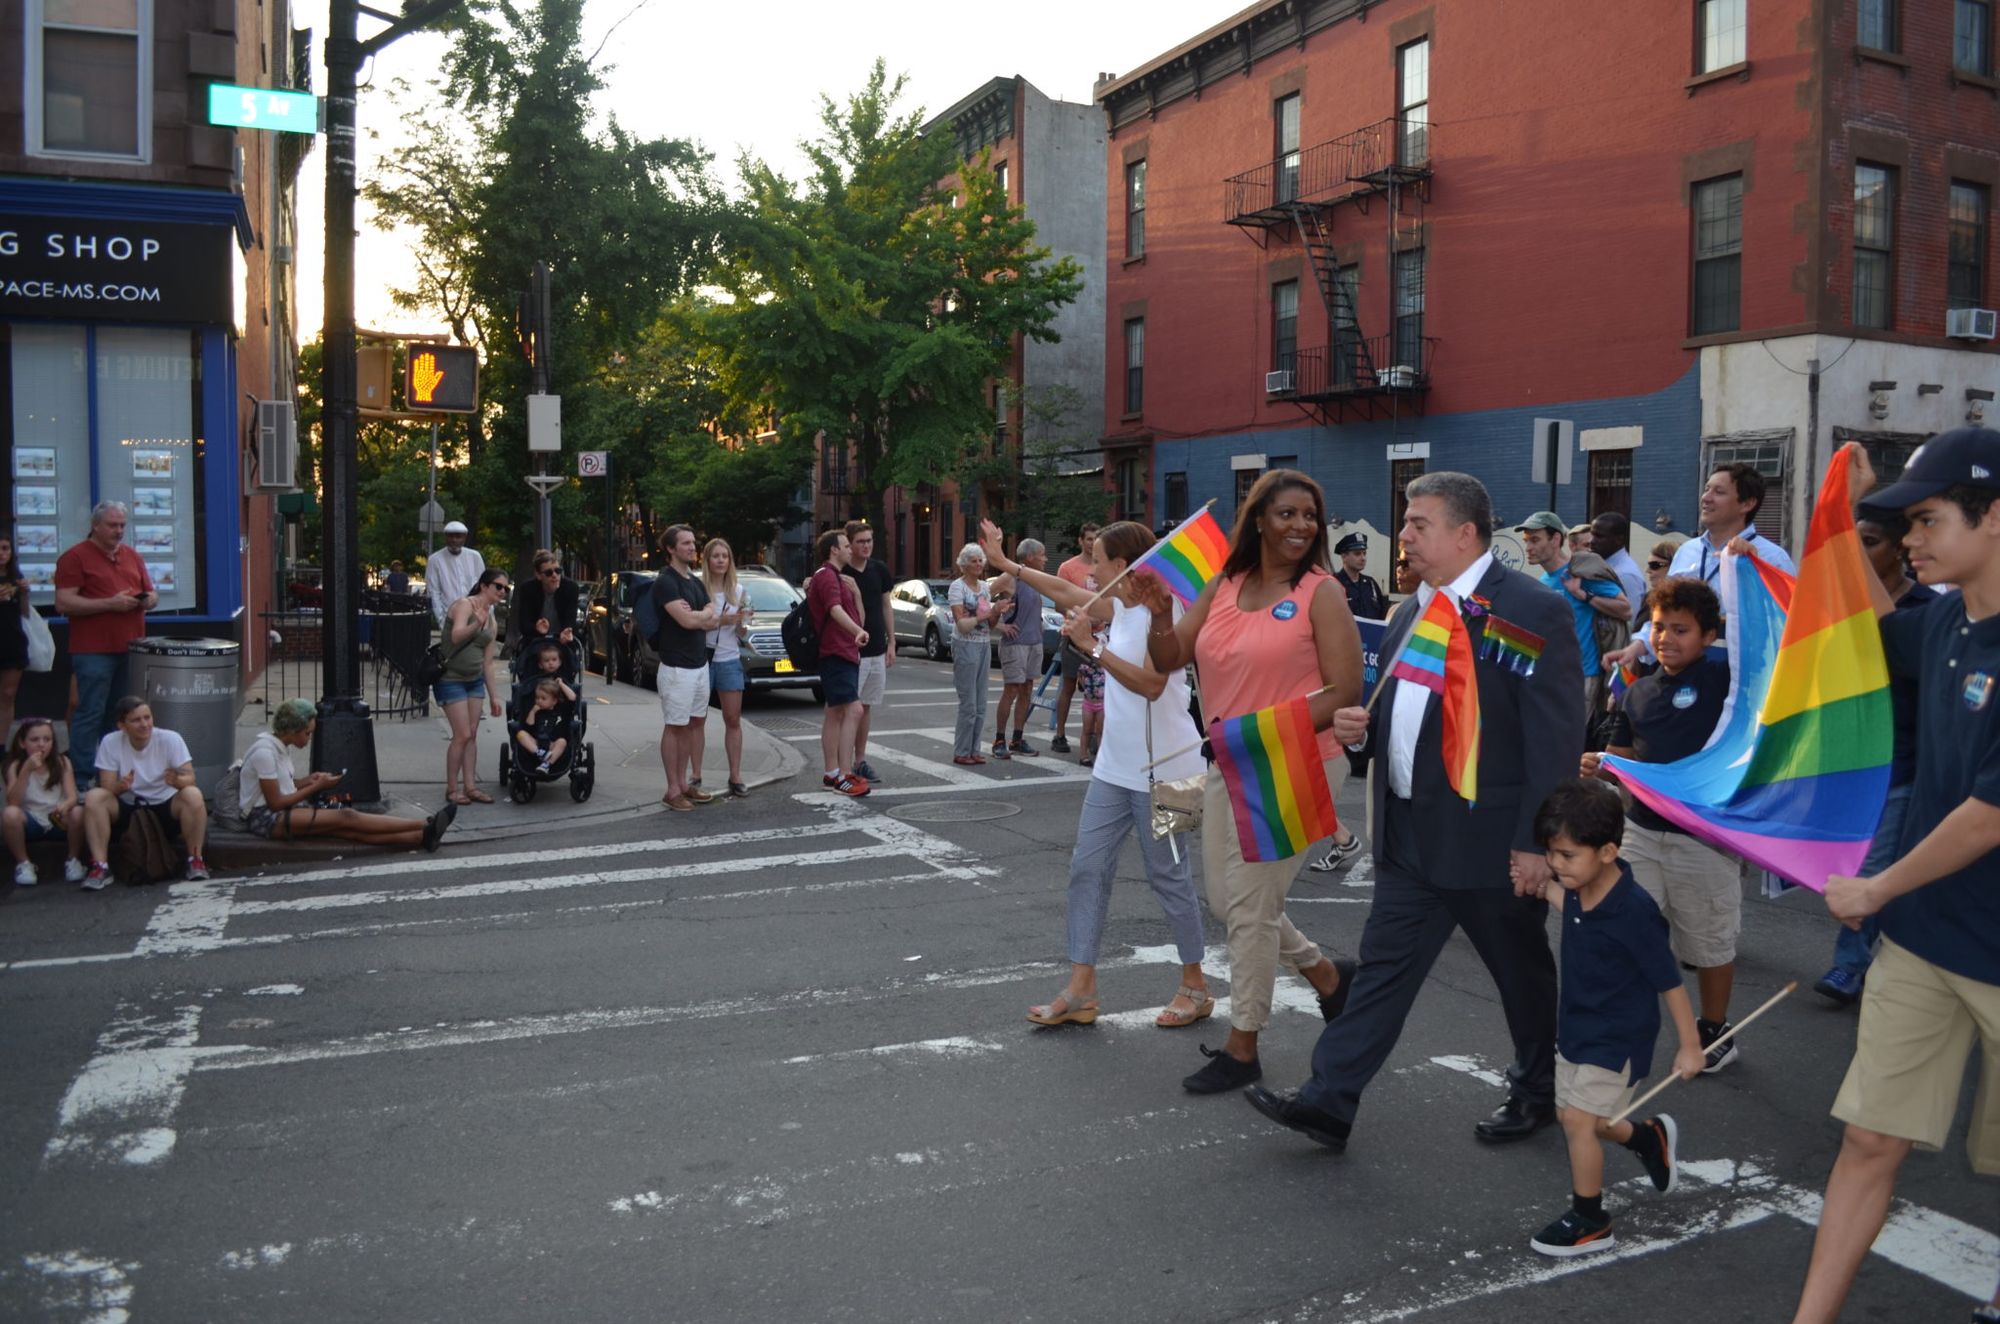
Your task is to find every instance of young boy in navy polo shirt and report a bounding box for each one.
[1793,433,2000,1324]
[1529,779,1706,1258]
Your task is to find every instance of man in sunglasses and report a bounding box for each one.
[508,550,580,653]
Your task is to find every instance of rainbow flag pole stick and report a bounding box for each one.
[1607,982,1796,1125]
[1077,499,1219,612]
[1141,681,1336,772]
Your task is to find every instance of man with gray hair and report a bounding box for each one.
[990,537,1048,758]
[1246,470,1584,1154]
[54,501,157,781]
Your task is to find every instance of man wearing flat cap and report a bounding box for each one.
[1332,530,1388,622]
[427,520,487,627]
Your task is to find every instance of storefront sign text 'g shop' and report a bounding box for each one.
[0,216,234,325]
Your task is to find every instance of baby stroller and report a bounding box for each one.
[500,634,596,804]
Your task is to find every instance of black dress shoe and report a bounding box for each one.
[1182,1043,1261,1094]
[1317,958,1360,1023]
[1243,1085,1351,1152]
[1474,1095,1557,1143]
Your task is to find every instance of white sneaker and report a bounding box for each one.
[62,858,86,883]
[13,860,37,886]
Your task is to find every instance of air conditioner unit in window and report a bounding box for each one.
[1265,369,1295,394]
[254,399,298,490]
[1382,365,1417,388]
[1947,307,1998,341]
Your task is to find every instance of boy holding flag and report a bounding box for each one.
[1793,432,2000,1324]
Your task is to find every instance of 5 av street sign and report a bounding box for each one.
[206,84,321,135]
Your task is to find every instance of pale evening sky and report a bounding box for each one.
[290,0,1238,337]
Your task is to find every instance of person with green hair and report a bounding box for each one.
[238,699,455,850]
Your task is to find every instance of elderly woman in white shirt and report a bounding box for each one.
[240,698,455,850]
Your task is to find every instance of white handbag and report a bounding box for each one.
[24,603,54,672]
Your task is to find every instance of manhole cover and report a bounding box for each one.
[887,800,1021,823]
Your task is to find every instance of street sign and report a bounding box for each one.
[417,500,447,532]
[206,83,320,135]
[406,344,479,414]
[578,451,609,477]
[1530,418,1575,486]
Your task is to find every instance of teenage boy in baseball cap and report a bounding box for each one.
[1792,430,2000,1323]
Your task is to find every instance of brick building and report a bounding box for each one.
[0,0,310,704]
[1095,0,2000,564]
[810,74,1106,580]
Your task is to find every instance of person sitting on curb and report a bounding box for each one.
[238,699,455,851]
[3,717,86,885]
[79,696,208,889]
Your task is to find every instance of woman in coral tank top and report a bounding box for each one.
[1147,470,1366,1095]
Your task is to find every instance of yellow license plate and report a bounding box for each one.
[774,658,795,674]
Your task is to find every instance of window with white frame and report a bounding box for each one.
[28,0,150,160]
[1398,39,1430,167]
[1697,0,1747,73]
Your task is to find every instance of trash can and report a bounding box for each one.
[127,637,241,797]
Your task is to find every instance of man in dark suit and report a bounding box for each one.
[1245,471,1584,1150]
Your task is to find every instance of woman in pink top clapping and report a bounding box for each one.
[1147,470,1365,1095]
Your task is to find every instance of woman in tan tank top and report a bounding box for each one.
[1146,470,1366,1095]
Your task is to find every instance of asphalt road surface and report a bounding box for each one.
[1,655,1993,1321]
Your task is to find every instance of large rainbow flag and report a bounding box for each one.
[1603,448,1891,892]
[1389,590,1481,803]
[1210,695,1341,862]
[1133,507,1229,604]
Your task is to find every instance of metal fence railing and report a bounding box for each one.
[258,592,435,719]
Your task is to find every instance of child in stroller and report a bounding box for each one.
[501,637,595,803]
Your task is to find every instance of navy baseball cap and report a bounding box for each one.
[1865,426,2000,510]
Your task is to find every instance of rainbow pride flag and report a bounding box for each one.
[1133,507,1229,604]
[1210,695,1341,862]
[1604,448,1890,891]
[1389,591,1481,802]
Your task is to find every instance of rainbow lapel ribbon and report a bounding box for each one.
[1210,695,1341,862]
[1133,507,1229,605]
[1389,590,1482,803]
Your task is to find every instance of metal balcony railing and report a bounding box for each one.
[1224,116,1433,225]
[1272,334,1439,400]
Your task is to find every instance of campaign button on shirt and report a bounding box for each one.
[1672,685,1698,710]
[1271,599,1298,621]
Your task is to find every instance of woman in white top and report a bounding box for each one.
[81,695,209,886]
[979,519,1214,1029]
[946,544,994,763]
[700,538,753,798]
[240,699,454,850]
[3,717,85,884]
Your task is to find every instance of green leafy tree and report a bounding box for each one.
[705,61,1083,531]
[363,0,727,568]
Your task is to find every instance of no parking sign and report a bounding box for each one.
[577,451,609,477]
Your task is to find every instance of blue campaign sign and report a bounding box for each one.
[1357,615,1389,704]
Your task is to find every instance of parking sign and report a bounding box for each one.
[578,451,609,477]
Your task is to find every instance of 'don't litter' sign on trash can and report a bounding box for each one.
[127,637,240,797]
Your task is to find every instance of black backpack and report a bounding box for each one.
[782,593,820,671]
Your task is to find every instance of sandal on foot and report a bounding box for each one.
[1155,985,1215,1028]
[448,791,473,807]
[1026,991,1099,1027]
[464,787,495,804]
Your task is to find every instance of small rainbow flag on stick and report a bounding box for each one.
[1132,505,1230,605]
[1211,695,1341,862]
[1389,591,1482,803]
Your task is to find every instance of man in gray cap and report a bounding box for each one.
[427,520,487,626]
[1518,510,1627,724]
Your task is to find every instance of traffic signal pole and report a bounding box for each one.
[317,0,460,805]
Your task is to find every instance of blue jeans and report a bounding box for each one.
[1065,777,1207,967]
[69,652,129,780]
[1831,783,1912,975]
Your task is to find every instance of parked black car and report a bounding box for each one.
[584,569,821,697]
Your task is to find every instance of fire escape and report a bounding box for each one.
[1223,116,1437,424]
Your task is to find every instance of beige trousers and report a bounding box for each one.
[1201,757,1334,1032]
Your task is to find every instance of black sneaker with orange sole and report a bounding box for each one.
[1529,1206,1615,1258]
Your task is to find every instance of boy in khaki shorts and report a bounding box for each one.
[1584,577,1744,1072]
[1529,779,1706,1258]
[1792,433,2000,1324]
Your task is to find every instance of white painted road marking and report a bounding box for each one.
[44,1000,205,1169]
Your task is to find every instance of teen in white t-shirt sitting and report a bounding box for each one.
[80,696,208,888]
[240,699,454,851]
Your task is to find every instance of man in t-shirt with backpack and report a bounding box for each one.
[807,529,871,797]
[650,524,718,811]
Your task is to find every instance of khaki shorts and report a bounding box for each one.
[1556,1053,1637,1119]
[1833,937,2000,1175]
[856,654,887,707]
[1621,823,1740,967]
[999,643,1042,684]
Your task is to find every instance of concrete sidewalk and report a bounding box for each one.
[215,678,806,863]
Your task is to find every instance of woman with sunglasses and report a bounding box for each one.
[1643,534,1687,595]
[507,550,580,656]
[438,568,509,805]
